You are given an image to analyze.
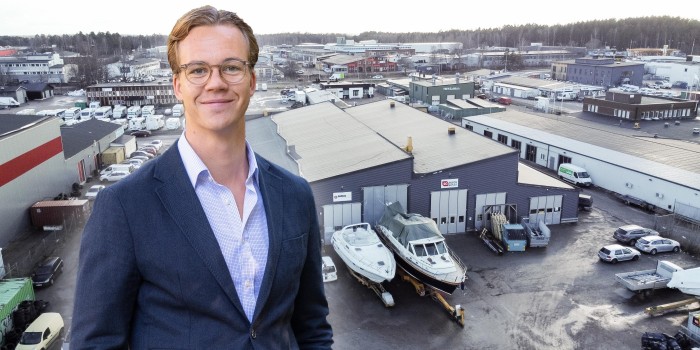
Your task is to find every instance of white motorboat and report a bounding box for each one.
[668,267,700,296]
[375,202,467,295]
[332,223,396,284]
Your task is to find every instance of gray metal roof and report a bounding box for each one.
[272,102,411,182]
[517,162,573,189]
[0,114,49,138]
[246,116,299,176]
[347,101,516,174]
[465,111,700,190]
[60,119,122,158]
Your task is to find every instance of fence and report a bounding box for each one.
[3,208,85,278]
[655,210,700,256]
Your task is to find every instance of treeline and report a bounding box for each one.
[0,32,167,57]
[257,16,700,54]
[1,16,698,57]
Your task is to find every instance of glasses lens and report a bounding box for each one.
[221,61,247,84]
[185,63,210,85]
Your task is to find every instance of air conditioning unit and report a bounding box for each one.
[656,193,664,199]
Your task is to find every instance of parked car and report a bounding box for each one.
[130,155,150,163]
[164,108,172,116]
[100,170,130,182]
[15,312,64,350]
[130,130,152,137]
[137,146,157,156]
[598,244,641,263]
[635,236,681,255]
[85,185,105,200]
[122,158,144,167]
[372,75,384,79]
[31,256,64,287]
[613,224,659,245]
[130,151,154,159]
[148,139,164,150]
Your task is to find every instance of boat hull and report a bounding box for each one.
[333,244,394,283]
[391,249,461,295]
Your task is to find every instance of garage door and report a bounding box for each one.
[430,189,467,234]
[362,184,408,226]
[475,192,506,230]
[322,203,362,245]
[529,195,562,224]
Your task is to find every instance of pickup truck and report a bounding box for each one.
[615,260,684,297]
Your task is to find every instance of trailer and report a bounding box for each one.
[522,218,551,248]
[615,260,683,298]
[29,199,89,229]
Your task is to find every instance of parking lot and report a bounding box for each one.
[7,89,700,349]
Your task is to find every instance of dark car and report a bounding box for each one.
[613,224,659,246]
[31,256,64,287]
[130,130,152,137]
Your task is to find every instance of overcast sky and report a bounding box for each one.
[1,0,698,37]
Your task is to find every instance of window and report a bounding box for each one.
[484,130,493,138]
[511,140,521,151]
[464,125,473,131]
[497,134,508,144]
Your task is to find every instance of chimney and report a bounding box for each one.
[448,127,455,135]
[404,136,413,153]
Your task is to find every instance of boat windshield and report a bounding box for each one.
[413,242,447,256]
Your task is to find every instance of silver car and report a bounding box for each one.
[635,236,681,255]
[598,244,641,263]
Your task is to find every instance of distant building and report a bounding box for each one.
[0,53,68,83]
[556,56,645,88]
[85,81,177,107]
[583,91,698,121]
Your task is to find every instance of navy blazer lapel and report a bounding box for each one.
[153,146,246,316]
[254,155,284,318]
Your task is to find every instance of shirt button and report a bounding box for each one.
[245,280,252,289]
[250,329,256,339]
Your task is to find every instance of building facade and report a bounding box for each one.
[582,91,698,121]
[0,53,68,83]
[564,57,644,88]
[85,82,178,107]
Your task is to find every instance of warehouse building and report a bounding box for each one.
[270,101,579,242]
[0,116,121,244]
[461,111,700,221]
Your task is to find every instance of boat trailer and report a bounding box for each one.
[645,297,700,316]
[345,266,395,307]
[397,269,465,327]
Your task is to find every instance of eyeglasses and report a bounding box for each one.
[179,59,252,85]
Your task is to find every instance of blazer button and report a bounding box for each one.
[251,329,256,339]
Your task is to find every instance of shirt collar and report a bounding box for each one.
[177,133,259,188]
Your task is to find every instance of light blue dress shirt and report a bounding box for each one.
[178,134,269,322]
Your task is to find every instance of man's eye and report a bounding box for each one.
[189,66,209,75]
[222,65,243,74]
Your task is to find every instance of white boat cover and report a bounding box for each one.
[668,267,700,296]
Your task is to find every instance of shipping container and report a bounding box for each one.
[101,147,125,166]
[0,278,35,344]
[29,200,89,229]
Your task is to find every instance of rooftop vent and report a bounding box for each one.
[390,101,395,108]
[404,136,413,153]
[448,127,456,135]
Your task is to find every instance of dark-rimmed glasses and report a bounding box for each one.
[179,59,252,85]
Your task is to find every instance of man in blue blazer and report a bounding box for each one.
[71,6,333,349]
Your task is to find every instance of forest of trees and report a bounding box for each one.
[0,16,698,57]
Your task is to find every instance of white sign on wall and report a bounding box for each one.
[333,192,352,202]
[441,178,459,189]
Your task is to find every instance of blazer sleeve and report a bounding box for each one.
[71,186,140,349]
[290,179,334,349]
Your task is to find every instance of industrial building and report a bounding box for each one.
[461,110,700,222]
[0,116,122,245]
[582,91,698,121]
[269,101,580,242]
[552,56,645,88]
[85,81,177,107]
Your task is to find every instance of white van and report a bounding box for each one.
[113,105,127,119]
[80,108,95,120]
[557,163,592,187]
[172,104,184,117]
[127,106,142,119]
[63,107,82,121]
[141,105,156,117]
[15,312,64,350]
[99,163,135,176]
[94,106,113,119]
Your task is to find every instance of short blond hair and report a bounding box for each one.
[167,5,259,74]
